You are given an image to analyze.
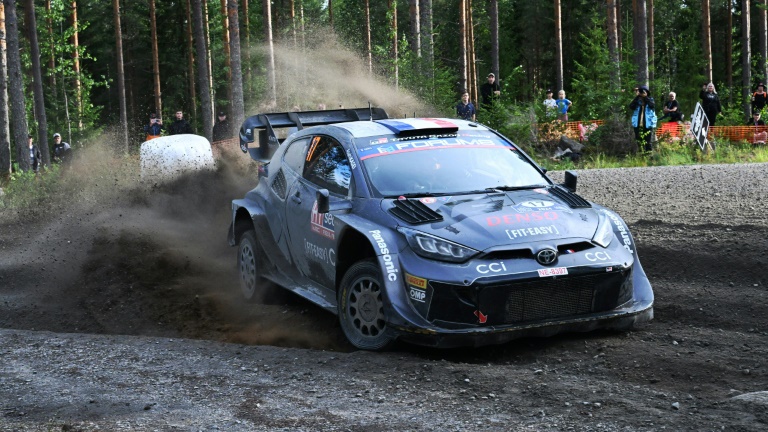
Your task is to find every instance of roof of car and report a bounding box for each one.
[334,118,487,138]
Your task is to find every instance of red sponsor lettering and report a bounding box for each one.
[486,211,558,226]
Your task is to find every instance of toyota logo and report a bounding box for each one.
[536,248,558,265]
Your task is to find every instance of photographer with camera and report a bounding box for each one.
[629,85,657,152]
[144,113,165,141]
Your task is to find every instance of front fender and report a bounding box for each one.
[228,198,265,246]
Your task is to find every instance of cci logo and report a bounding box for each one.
[476,262,507,274]
[585,251,611,262]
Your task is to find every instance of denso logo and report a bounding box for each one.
[476,262,507,274]
[486,211,558,226]
[585,251,611,262]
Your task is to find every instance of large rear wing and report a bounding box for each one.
[239,107,389,162]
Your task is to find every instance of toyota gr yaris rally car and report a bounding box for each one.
[228,108,653,350]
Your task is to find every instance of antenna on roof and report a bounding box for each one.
[368,102,373,121]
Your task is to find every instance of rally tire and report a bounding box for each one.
[238,230,263,303]
[338,260,395,351]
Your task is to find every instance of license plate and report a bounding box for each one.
[537,267,568,277]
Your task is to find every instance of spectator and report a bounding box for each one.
[51,133,71,165]
[543,89,557,119]
[212,111,231,142]
[752,83,768,112]
[168,110,193,135]
[556,90,572,122]
[27,134,42,172]
[143,112,164,141]
[629,85,657,152]
[747,111,765,126]
[659,92,683,122]
[480,73,501,107]
[699,83,722,126]
[456,91,476,121]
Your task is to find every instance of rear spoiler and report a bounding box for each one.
[239,107,389,162]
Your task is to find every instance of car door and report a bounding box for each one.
[284,135,351,288]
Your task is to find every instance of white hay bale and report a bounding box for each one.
[140,134,215,181]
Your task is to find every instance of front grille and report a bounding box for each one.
[504,279,595,322]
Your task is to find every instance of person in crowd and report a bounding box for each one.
[51,133,71,165]
[543,89,557,119]
[747,110,765,126]
[629,85,657,152]
[748,111,768,144]
[28,134,42,172]
[456,91,476,121]
[752,83,767,113]
[556,90,572,122]
[144,112,164,141]
[659,91,683,122]
[699,83,722,126]
[480,73,501,107]
[212,111,231,142]
[168,110,193,135]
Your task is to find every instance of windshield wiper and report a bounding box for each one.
[488,185,548,192]
[385,192,452,199]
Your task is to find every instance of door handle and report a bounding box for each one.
[291,191,301,204]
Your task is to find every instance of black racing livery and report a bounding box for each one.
[229,108,654,350]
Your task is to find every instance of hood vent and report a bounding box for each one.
[548,186,591,208]
[389,199,444,224]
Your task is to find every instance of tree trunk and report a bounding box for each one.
[263,0,276,105]
[70,1,82,129]
[727,0,733,100]
[554,0,563,91]
[419,0,432,65]
[220,0,232,108]
[459,0,467,93]
[743,0,752,119]
[408,0,420,57]
[365,0,372,74]
[3,0,30,171]
[228,0,245,129]
[204,0,214,116]
[186,0,197,128]
[489,0,498,79]
[635,0,649,85]
[290,0,296,48]
[390,0,398,90]
[328,0,333,29]
[243,0,251,97]
[607,0,620,88]
[467,0,477,105]
[0,4,11,178]
[648,0,654,82]
[24,0,50,166]
[45,0,55,90]
[759,0,767,82]
[149,0,162,116]
[703,0,713,82]
[113,0,128,150]
[192,0,213,142]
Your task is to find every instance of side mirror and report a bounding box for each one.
[316,189,330,213]
[563,170,578,192]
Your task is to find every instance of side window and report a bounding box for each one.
[303,136,351,196]
[282,138,309,173]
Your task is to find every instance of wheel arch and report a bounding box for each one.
[233,206,256,245]
[335,227,377,292]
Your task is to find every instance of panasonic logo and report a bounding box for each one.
[370,230,398,281]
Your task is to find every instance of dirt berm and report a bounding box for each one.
[1,162,767,431]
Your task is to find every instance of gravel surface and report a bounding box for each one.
[1,162,767,431]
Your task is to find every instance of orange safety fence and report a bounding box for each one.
[561,120,768,144]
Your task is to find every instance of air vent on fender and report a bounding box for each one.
[271,169,287,199]
[389,199,444,224]
[548,186,591,208]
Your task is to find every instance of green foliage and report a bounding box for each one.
[0,164,63,211]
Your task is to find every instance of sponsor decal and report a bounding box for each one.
[419,197,437,204]
[357,138,507,160]
[585,251,611,262]
[579,213,588,222]
[474,310,488,324]
[486,211,559,226]
[603,210,634,254]
[311,201,335,240]
[505,224,560,239]
[346,149,357,169]
[564,249,575,254]
[409,287,427,303]
[538,267,568,277]
[303,238,336,266]
[476,262,507,274]
[534,188,549,195]
[606,266,613,272]
[370,230,398,281]
[370,137,389,144]
[405,273,427,289]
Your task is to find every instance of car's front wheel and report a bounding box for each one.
[238,230,263,302]
[338,260,395,351]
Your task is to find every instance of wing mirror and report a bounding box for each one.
[316,189,330,213]
[563,170,578,192]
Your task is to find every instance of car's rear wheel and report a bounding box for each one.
[238,230,263,302]
[338,260,395,351]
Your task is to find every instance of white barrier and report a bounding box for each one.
[140,134,215,182]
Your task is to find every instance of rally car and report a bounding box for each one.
[229,107,653,350]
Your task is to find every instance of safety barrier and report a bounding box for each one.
[563,121,768,144]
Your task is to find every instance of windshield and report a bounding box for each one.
[356,133,550,197]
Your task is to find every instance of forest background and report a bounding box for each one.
[0,0,763,178]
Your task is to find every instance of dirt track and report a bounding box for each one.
[1,162,767,431]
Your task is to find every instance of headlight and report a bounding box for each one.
[592,211,614,248]
[398,227,479,263]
